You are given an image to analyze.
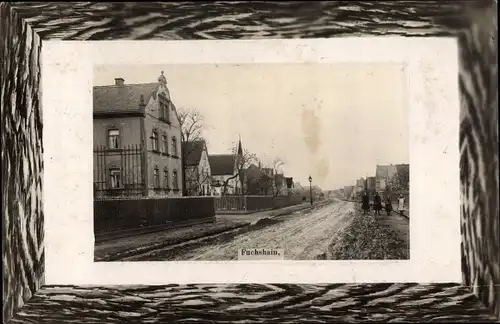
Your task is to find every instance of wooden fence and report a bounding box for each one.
[214,195,304,212]
[94,196,215,234]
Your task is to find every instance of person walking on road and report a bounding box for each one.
[361,191,370,215]
[398,194,406,216]
[373,192,382,216]
[384,195,393,216]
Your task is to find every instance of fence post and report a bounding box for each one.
[141,142,148,197]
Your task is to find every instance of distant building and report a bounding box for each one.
[273,173,286,196]
[366,176,376,191]
[375,164,397,191]
[93,72,183,198]
[395,164,410,190]
[182,140,211,196]
[243,164,270,195]
[294,182,307,197]
[355,178,365,194]
[209,139,243,196]
[344,185,355,200]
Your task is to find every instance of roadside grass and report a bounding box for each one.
[328,208,408,260]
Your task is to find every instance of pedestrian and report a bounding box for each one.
[373,192,382,216]
[398,194,405,216]
[361,191,370,215]
[384,195,393,216]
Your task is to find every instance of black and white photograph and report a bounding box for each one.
[4,1,498,323]
[93,63,410,262]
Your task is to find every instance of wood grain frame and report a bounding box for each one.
[1,1,498,323]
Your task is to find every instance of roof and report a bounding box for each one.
[208,154,235,176]
[93,82,159,113]
[182,140,206,166]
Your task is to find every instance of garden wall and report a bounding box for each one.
[94,196,215,234]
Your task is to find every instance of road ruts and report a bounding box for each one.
[8,284,498,323]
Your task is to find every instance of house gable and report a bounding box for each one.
[182,140,206,167]
[199,149,211,174]
[209,154,236,176]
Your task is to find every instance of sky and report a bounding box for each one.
[94,63,409,190]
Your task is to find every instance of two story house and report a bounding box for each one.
[93,71,183,198]
[182,140,211,196]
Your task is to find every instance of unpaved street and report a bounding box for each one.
[172,199,356,260]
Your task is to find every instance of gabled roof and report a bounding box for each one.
[182,140,206,166]
[208,154,235,176]
[93,82,159,113]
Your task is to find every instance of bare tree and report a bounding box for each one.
[177,107,207,196]
[191,169,212,196]
[270,157,285,196]
[221,146,257,196]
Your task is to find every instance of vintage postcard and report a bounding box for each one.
[42,38,460,285]
[91,62,410,262]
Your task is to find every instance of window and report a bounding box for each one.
[109,168,121,188]
[151,130,159,151]
[159,101,169,122]
[153,166,160,188]
[171,137,177,156]
[162,134,168,154]
[173,170,179,189]
[163,168,169,189]
[108,129,120,149]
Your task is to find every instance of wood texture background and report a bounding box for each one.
[1,1,498,323]
[1,3,44,324]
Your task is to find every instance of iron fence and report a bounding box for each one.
[93,145,145,199]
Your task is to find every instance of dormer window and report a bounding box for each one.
[159,100,170,123]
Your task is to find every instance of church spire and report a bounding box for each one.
[237,134,243,155]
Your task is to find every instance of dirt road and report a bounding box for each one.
[172,199,356,260]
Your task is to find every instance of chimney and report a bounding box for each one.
[115,78,124,86]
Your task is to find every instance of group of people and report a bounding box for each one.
[361,191,405,216]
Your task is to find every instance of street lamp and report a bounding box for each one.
[308,175,313,206]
